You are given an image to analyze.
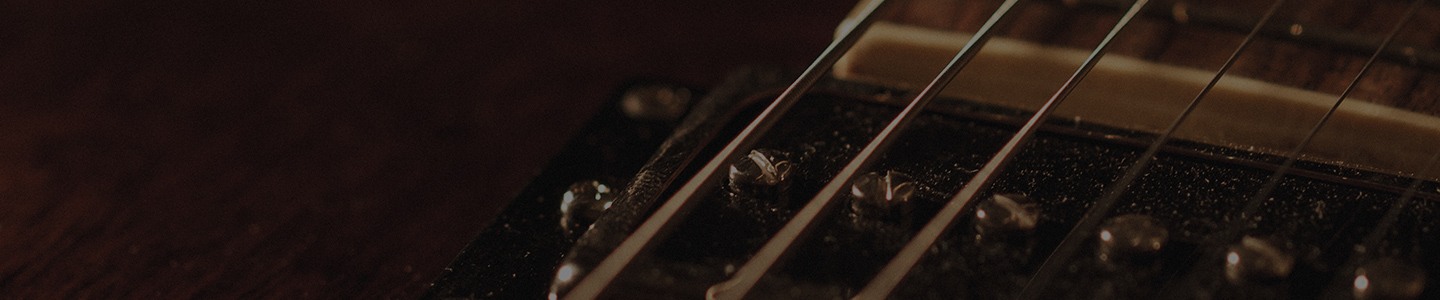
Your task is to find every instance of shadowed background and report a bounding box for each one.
[0,0,853,297]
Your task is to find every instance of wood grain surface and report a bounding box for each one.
[0,0,854,298]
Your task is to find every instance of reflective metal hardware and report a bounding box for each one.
[620,84,693,122]
[1223,235,1295,284]
[849,170,916,218]
[727,149,792,193]
[549,262,582,300]
[1354,258,1426,300]
[1096,214,1168,263]
[559,180,616,235]
[973,193,1040,234]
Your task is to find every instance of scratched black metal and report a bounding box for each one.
[603,71,1439,299]
[428,68,1440,299]
[422,79,696,299]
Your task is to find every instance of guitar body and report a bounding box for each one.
[430,0,1440,299]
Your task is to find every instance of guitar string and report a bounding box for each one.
[1358,153,1440,263]
[1235,1,1429,292]
[1227,0,1426,241]
[854,0,1153,298]
[1012,0,1288,297]
[703,1,1027,299]
[559,1,894,298]
[1022,0,1427,298]
[571,0,1425,298]
[1322,150,1440,296]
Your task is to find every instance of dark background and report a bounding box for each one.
[0,0,853,297]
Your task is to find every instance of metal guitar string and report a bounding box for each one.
[1227,0,1425,240]
[1322,150,1440,296]
[703,1,1026,299]
[1022,0,1426,298]
[856,0,1153,298]
[559,1,893,298]
[1013,0,1287,297]
[1358,151,1440,260]
[568,0,1426,298]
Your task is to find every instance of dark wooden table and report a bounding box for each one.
[0,1,853,297]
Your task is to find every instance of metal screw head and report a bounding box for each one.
[559,180,616,235]
[549,262,582,300]
[620,84,692,122]
[1096,214,1169,263]
[849,171,916,219]
[727,149,792,194]
[974,193,1041,235]
[1223,235,1295,284]
[1354,258,1426,300]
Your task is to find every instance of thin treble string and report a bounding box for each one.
[1023,1,1426,298]
[856,0,1154,298]
[1359,154,1440,260]
[559,1,894,299]
[1323,150,1440,296]
[704,1,1027,299]
[1016,0,1287,297]
[1228,0,1424,240]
